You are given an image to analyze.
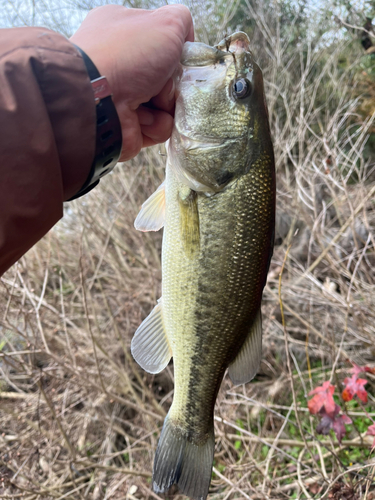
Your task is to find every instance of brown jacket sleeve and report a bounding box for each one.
[0,27,96,276]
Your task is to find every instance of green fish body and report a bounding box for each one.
[132,32,275,500]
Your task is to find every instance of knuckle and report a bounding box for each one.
[158,5,192,33]
[121,128,142,162]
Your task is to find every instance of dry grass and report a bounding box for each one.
[1,1,375,499]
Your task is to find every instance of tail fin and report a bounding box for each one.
[153,413,215,500]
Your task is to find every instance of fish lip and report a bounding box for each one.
[215,31,252,55]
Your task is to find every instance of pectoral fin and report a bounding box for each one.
[178,186,200,257]
[228,309,262,385]
[131,298,172,374]
[134,182,165,232]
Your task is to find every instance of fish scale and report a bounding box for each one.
[132,31,275,500]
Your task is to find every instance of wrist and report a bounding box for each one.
[68,44,122,201]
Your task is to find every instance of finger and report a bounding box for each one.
[150,78,175,115]
[116,103,143,162]
[142,136,159,148]
[137,106,174,145]
[157,4,194,43]
[177,4,195,42]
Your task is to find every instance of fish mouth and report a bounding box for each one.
[177,131,228,151]
[215,32,251,55]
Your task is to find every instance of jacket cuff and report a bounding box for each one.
[28,28,96,200]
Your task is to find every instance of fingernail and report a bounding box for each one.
[138,108,154,126]
[167,80,175,102]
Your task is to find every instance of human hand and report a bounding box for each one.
[70,5,194,161]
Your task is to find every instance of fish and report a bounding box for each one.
[132,31,275,500]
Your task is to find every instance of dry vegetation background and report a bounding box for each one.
[1,0,375,498]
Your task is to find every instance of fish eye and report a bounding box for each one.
[233,78,251,99]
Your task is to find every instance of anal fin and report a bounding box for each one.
[131,298,172,374]
[228,308,262,385]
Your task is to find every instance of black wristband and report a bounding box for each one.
[68,45,122,201]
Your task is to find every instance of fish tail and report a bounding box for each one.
[153,413,215,500]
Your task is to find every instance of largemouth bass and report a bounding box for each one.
[132,32,275,500]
